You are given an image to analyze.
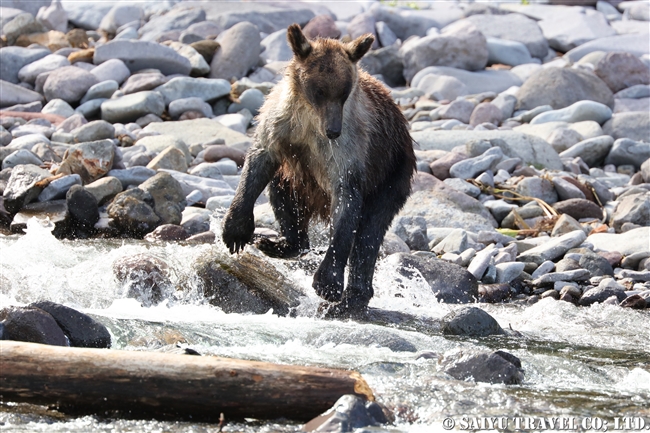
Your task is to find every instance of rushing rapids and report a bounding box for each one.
[0,219,648,432]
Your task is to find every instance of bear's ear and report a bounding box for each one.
[287,23,312,60]
[346,34,374,63]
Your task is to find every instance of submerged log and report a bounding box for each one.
[0,341,373,422]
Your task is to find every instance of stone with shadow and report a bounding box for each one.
[0,306,69,346]
[442,349,524,385]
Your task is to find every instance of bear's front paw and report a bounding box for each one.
[312,265,344,302]
[222,211,255,254]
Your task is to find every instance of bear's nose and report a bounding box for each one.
[326,128,341,139]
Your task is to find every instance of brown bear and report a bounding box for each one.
[222,24,416,316]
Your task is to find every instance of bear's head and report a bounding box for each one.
[286,23,374,140]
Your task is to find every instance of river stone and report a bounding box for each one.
[579,251,614,277]
[168,97,213,120]
[113,254,172,307]
[101,91,165,124]
[441,307,503,336]
[154,76,230,106]
[0,46,50,84]
[588,227,649,255]
[464,13,548,59]
[539,9,615,53]
[194,251,302,316]
[17,54,70,84]
[146,147,188,173]
[167,42,210,76]
[97,4,143,34]
[616,84,650,100]
[1,149,42,170]
[260,29,292,63]
[553,198,603,220]
[138,7,205,42]
[66,184,99,236]
[40,99,73,118]
[411,130,563,171]
[94,40,191,76]
[347,13,378,49]
[469,102,502,126]
[0,306,68,346]
[399,174,497,232]
[604,138,650,168]
[559,135,614,167]
[530,101,612,125]
[0,80,45,108]
[552,178,586,202]
[438,99,475,124]
[412,66,522,96]
[142,117,248,147]
[611,191,650,232]
[594,52,650,93]
[387,253,479,303]
[210,21,260,81]
[449,146,503,180]
[602,112,650,142]
[37,174,82,202]
[565,33,650,63]
[516,67,614,111]
[80,80,119,105]
[55,139,115,184]
[443,350,523,385]
[84,176,122,205]
[547,128,584,153]
[516,176,558,204]
[107,187,160,237]
[144,224,190,242]
[2,11,48,45]
[90,58,130,85]
[42,66,98,104]
[390,216,428,251]
[136,134,191,165]
[416,74,468,101]
[486,37,535,67]
[70,120,115,143]
[121,72,167,95]
[400,20,488,82]
[29,301,110,348]
[579,280,626,306]
[138,171,186,226]
[203,145,246,166]
[518,230,588,265]
[2,164,51,214]
[228,88,265,116]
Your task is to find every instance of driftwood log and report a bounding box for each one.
[0,341,373,421]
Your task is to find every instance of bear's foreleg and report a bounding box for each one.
[257,174,311,258]
[312,182,362,302]
[223,148,279,253]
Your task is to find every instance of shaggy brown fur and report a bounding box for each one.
[223,24,416,316]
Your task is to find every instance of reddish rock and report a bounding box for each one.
[595,52,650,93]
[429,152,468,180]
[553,198,603,220]
[469,102,502,126]
[203,144,246,167]
[303,15,341,40]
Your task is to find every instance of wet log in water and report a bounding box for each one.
[0,341,373,422]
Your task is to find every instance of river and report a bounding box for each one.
[1,219,649,432]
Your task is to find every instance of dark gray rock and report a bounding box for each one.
[390,216,428,251]
[579,285,626,306]
[0,306,68,346]
[37,174,82,202]
[113,254,172,307]
[66,185,99,236]
[516,177,558,204]
[516,67,615,110]
[441,307,503,337]
[29,301,111,348]
[388,253,479,303]
[106,188,161,237]
[359,45,404,88]
[579,252,614,277]
[553,198,603,221]
[10,200,70,237]
[139,172,186,226]
[443,350,524,384]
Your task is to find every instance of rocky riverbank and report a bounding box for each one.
[1,0,649,327]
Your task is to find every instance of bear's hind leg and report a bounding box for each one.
[256,174,310,258]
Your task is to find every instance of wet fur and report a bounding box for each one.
[223,25,416,316]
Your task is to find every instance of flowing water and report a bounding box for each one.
[1,219,649,432]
